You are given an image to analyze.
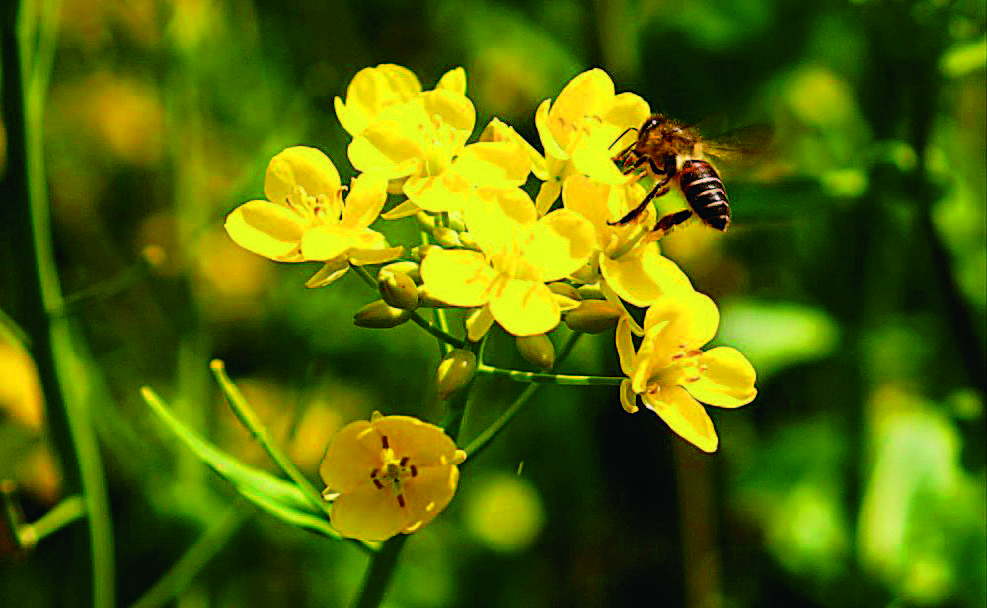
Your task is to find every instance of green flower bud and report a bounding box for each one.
[436,349,477,400]
[378,271,420,310]
[457,231,481,251]
[354,300,412,328]
[411,244,436,262]
[576,284,605,300]
[380,261,422,284]
[564,300,622,333]
[432,227,463,249]
[548,282,581,302]
[516,334,555,371]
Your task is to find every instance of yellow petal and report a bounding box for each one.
[381,200,421,220]
[404,172,472,213]
[401,465,459,533]
[552,69,615,120]
[319,420,380,492]
[561,174,610,241]
[643,386,718,452]
[535,99,568,160]
[453,141,531,186]
[421,89,476,142]
[619,378,639,413]
[600,246,693,307]
[572,145,631,185]
[335,64,422,136]
[479,118,546,180]
[489,280,560,336]
[331,485,407,541]
[434,67,466,95]
[348,245,404,265]
[643,289,719,354]
[420,248,496,307]
[305,257,350,288]
[525,210,595,281]
[349,118,427,175]
[341,173,389,229]
[535,179,562,216]
[300,226,368,261]
[224,200,306,260]
[685,347,757,408]
[465,187,538,254]
[264,146,341,204]
[616,315,637,377]
[371,415,459,466]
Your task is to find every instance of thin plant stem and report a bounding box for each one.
[476,365,622,386]
[464,332,584,460]
[353,534,409,608]
[209,360,333,518]
[350,264,466,348]
[129,505,249,608]
[19,495,87,548]
[1,3,114,607]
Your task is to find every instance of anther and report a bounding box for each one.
[399,456,409,466]
[381,435,389,449]
[410,465,418,477]
[397,494,406,508]
[372,478,384,489]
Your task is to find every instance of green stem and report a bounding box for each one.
[209,360,333,518]
[353,534,409,608]
[129,506,249,608]
[1,3,114,607]
[476,365,622,386]
[464,332,583,460]
[350,264,466,348]
[19,495,87,548]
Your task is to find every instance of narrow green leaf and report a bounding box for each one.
[140,386,340,539]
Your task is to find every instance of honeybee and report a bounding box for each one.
[609,114,760,234]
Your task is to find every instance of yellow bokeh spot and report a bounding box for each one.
[464,474,544,553]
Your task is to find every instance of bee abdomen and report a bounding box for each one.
[680,160,730,231]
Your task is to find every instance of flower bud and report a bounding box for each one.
[516,334,555,371]
[576,284,605,300]
[354,300,412,328]
[380,261,422,284]
[564,300,622,333]
[416,211,437,230]
[436,349,477,400]
[411,244,436,262]
[378,271,419,310]
[548,282,581,302]
[457,231,481,251]
[432,227,463,249]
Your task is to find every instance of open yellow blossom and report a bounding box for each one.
[320,413,466,542]
[224,146,401,288]
[616,289,757,452]
[420,187,594,338]
[534,69,651,213]
[563,174,692,307]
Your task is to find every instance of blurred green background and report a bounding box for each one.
[1,0,984,606]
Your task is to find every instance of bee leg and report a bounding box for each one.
[620,155,648,175]
[608,181,672,226]
[651,209,694,237]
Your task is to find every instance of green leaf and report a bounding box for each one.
[140,386,340,540]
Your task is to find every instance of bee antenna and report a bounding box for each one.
[609,127,639,150]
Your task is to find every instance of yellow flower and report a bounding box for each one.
[320,413,467,542]
[563,174,692,307]
[339,66,532,216]
[224,146,402,287]
[534,69,650,213]
[420,187,594,338]
[616,289,757,452]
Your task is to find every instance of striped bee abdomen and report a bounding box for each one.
[679,160,730,231]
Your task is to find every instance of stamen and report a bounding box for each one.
[372,478,384,489]
[381,435,389,449]
[399,456,409,466]
[410,465,418,477]
[397,494,406,508]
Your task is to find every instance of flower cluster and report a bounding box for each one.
[225,65,757,541]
